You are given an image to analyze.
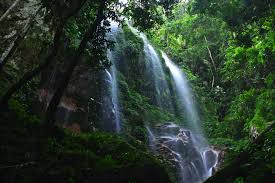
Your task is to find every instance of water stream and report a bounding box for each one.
[160,52,218,182]
[105,21,218,182]
[128,24,218,182]
[127,21,174,111]
[102,21,121,133]
[103,63,121,133]
[162,52,201,133]
[148,122,219,183]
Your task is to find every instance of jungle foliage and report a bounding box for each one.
[148,0,274,182]
[0,0,274,182]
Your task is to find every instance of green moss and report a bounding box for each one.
[118,72,179,126]
[224,89,259,138]
[0,109,171,183]
[233,177,245,183]
[122,25,144,51]
[249,89,275,131]
[8,99,40,124]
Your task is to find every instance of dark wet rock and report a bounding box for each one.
[205,150,218,169]
[155,122,181,134]
[148,122,219,183]
[36,56,118,132]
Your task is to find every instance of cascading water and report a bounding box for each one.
[105,20,218,182]
[160,52,219,182]
[102,21,121,133]
[126,23,218,182]
[108,51,121,133]
[161,52,201,133]
[127,21,174,111]
[149,122,219,183]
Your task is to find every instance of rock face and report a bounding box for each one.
[204,150,218,170]
[148,122,219,183]
[35,58,117,132]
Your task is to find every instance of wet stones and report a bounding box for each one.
[148,122,219,183]
[204,150,218,170]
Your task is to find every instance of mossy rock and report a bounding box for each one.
[0,109,171,183]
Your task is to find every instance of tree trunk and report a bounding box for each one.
[205,121,275,183]
[0,6,41,71]
[204,36,217,88]
[44,0,107,126]
[0,26,63,110]
[0,0,20,22]
[0,0,88,110]
[204,36,216,71]
[203,59,215,88]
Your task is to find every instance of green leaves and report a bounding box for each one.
[249,89,275,131]
[223,15,274,94]
[190,0,273,27]
[150,13,229,85]
[225,89,259,138]
[123,0,180,30]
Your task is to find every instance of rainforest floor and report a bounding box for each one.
[0,108,172,183]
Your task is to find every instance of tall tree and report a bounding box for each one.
[190,0,273,27]
[0,6,42,71]
[0,0,88,109]
[44,0,108,125]
[0,0,20,22]
[124,0,164,30]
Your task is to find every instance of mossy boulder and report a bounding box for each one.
[0,110,172,183]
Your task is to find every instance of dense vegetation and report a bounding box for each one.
[147,0,274,182]
[0,0,274,183]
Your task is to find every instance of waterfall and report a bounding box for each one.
[108,51,121,133]
[150,123,219,183]
[127,21,174,111]
[162,52,201,133]
[102,21,121,133]
[126,23,218,182]
[103,21,219,182]
[161,52,219,182]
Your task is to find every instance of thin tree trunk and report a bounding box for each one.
[0,0,21,22]
[204,35,216,71]
[205,121,275,183]
[0,26,63,110]
[0,6,41,71]
[0,0,88,110]
[45,0,107,126]
[203,59,215,88]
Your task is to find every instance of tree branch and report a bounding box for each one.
[45,0,107,125]
[0,6,42,71]
[0,161,36,169]
[203,59,215,88]
[204,35,216,71]
[0,0,21,22]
